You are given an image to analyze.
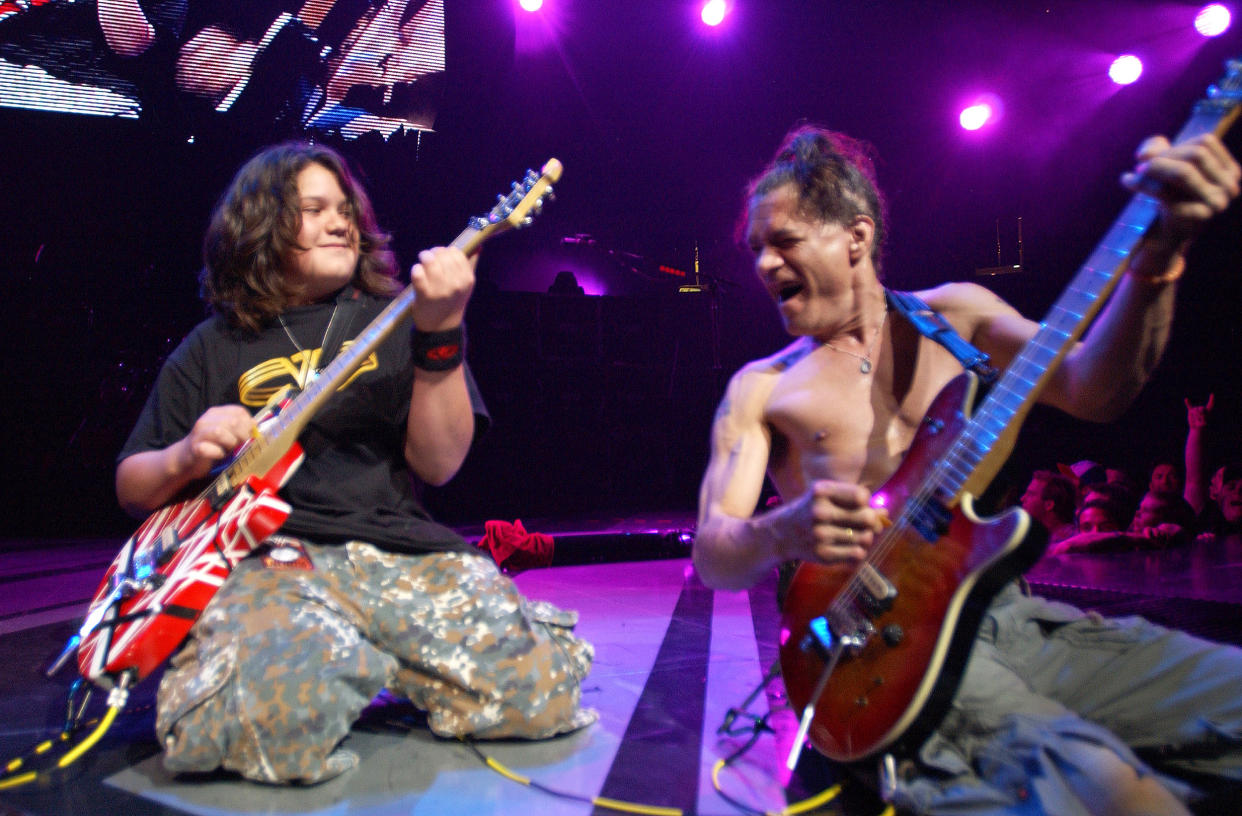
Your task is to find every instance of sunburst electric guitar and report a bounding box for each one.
[779,60,1242,764]
[73,160,563,688]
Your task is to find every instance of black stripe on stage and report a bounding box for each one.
[591,570,715,815]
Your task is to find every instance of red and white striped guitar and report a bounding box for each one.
[75,159,563,687]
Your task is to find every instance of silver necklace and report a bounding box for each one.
[278,302,341,375]
[821,308,887,373]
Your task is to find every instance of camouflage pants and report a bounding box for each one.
[155,540,597,784]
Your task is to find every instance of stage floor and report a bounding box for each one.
[2,528,1242,815]
[0,540,883,816]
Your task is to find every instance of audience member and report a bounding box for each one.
[1148,460,1184,499]
[1197,462,1242,541]
[1047,486,1185,556]
[1019,469,1078,545]
[1184,394,1215,514]
[1059,459,1106,491]
[1130,489,1196,546]
[1046,496,1133,555]
[1081,480,1139,530]
[1181,393,1233,539]
[1077,498,1128,535]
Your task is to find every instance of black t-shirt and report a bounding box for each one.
[119,288,489,555]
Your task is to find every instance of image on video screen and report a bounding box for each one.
[0,0,445,139]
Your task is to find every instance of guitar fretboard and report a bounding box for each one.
[937,77,1242,501]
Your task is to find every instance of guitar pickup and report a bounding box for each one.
[910,497,953,542]
[154,525,181,566]
[857,563,897,615]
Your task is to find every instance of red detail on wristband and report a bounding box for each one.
[427,343,461,361]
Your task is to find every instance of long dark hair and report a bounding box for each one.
[200,142,400,333]
[744,125,888,272]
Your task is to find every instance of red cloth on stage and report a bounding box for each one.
[477,519,554,573]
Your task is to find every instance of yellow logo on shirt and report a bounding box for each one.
[237,341,377,408]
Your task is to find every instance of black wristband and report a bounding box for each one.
[411,325,465,371]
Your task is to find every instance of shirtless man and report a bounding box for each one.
[694,125,1242,812]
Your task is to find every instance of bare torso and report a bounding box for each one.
[761,288,986,500]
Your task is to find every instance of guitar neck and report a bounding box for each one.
[939,69,1241,499]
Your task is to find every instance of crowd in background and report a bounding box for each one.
[1016,395,1242,556]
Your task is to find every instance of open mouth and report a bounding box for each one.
[777,283,804,303]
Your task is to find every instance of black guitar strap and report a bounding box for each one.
[886,289,998,384]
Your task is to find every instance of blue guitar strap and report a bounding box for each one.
[886,289,998,384]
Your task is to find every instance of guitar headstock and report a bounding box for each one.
[1195,57,1242,134]
[463,159,562,250]
[1212,57,1242,98]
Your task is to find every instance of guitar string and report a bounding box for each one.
[833,323,1061,609]
[835,331,1054,612]
[833,386,1002,612]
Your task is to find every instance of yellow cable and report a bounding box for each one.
[780,782,841,815]
[2,701,122,788]
[710,759,728,792]
[469,740,682,816]
[57,704,120,768]
[590,795,681,816]
[1,731,69,781]
[712,757,844,816]
[484,756,530,785]
[0,771,36,790]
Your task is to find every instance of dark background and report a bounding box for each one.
[2,0,1241,540]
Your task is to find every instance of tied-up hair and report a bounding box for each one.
[744,125,888,272]
[200,142,400,333]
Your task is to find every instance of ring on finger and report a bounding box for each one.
[846,527,855,544]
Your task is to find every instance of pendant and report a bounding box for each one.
[859,360,872,374]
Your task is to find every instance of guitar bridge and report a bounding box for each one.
[801,603,874,659]
[828,605,874,652]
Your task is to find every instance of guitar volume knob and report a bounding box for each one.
[882,624,904,646]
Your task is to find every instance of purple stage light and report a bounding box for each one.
[1195,4,1232,36]
[1109,54,1143,85]
[959,103,993,131]
[958,92,1003,133]
[701,0,727,26]
[518,0,542,11]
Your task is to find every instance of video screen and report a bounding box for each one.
[0,0,445,139]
